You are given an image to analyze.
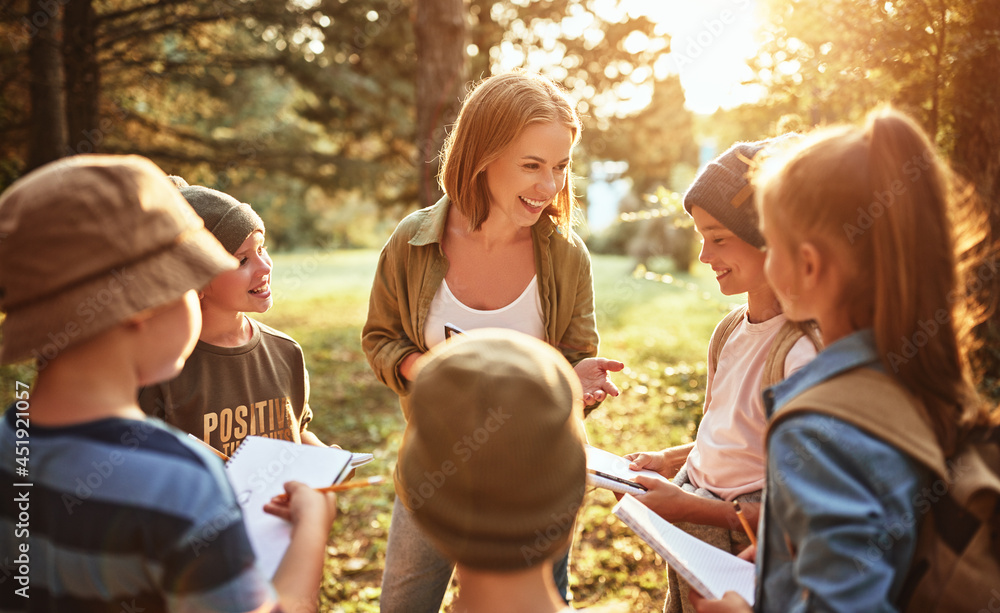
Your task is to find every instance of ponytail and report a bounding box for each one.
[758,108,991,454]
[866,111,974,453]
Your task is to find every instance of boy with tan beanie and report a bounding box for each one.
[140,183,328,456]
[397,328,625,612]
[621,140,819,613]
[0,155,336,612]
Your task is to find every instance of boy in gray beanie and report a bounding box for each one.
[621,139,820,613]
[140,182,333,456]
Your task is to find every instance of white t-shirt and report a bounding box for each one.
[685,311,817,500]
[423,275,545,347]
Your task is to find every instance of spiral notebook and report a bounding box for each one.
[585,445,661,495]
[614,495,756,604]
[225,436,354,578]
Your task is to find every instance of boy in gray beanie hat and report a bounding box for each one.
[621,138,821,613]
[140,182,334,456]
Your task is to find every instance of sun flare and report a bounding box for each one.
[629,0,766,114]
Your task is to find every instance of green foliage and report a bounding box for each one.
[2,0,698,251]
[0,0,420,249]
[587,189,699,275]
[586,76,699,195]
[740,0,995,144]
[724,0,1000,406]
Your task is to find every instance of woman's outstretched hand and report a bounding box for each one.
[574,357,625,406]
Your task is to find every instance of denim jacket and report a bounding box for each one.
[362,196,599,422]
[755,329,928,613]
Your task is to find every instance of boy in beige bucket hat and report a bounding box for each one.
[0,155,336,612]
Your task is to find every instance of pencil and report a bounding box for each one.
[732,500,757,548]
[187,433,230,461]
[273,476,386,502]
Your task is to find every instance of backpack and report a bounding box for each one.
[767,368,1000,612]
[708,305,823,391]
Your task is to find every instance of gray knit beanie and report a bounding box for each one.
[179,186,264,255]
[683,141,768,249]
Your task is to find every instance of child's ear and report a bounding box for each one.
[798,241,823,289]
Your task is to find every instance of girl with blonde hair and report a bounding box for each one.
[692,108,994,612]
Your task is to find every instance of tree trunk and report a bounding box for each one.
[63,0,101,155]
[413,0,468,209]
[950,1,1000,211]
[26,0,68,171]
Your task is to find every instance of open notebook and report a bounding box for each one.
[613,494,756,604]
[585,445,661,495]
[225,436,354,578]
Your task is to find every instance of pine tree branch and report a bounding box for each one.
[96,0,190,25]
[98,12,243,51]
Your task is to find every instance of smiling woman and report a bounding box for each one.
[485,121,572,231]
[362,70,625,613]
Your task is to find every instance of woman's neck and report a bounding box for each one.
[448,205,531,251]
[452,564,567,613]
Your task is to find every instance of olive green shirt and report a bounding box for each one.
[362,196,599,421]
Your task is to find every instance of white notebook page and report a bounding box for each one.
[225,436,352,578]
[613,494,756,604]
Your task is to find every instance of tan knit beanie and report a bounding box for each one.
[397,328,587,571]
[179,185,264,255]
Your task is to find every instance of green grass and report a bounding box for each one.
[253,249,736,611]
[0,248,737,611]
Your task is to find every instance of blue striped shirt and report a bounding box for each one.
[0,407,274,612]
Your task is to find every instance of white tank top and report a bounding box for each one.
[424,275,545,347]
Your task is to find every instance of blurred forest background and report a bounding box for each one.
[2,1,1000,609]
[2,0,998,391]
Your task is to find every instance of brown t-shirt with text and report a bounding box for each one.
[140,319,312,457]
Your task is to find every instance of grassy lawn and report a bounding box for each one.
[252,249,739,611]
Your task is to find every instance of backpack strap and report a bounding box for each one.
[708,305,748,379]
[760,320,823,391]
[766,367,948,478]
[768,368,1000,613]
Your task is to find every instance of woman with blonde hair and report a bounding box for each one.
[364,70,623,612]
[691,108,995,612]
